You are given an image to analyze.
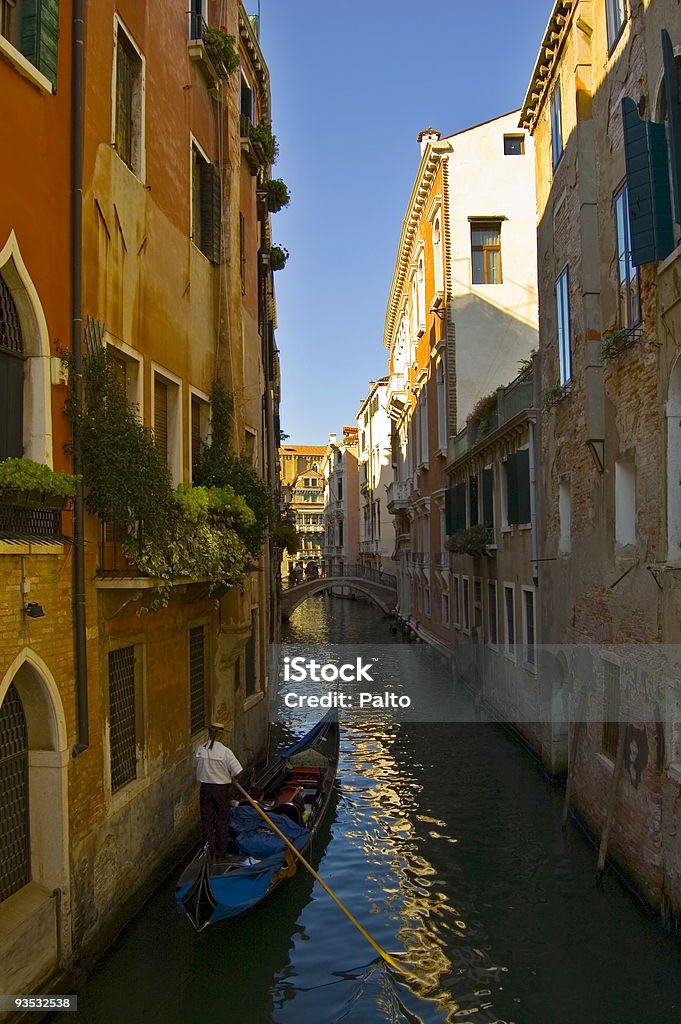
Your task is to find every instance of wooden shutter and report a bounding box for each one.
[516,449,531,524]
[115,33,134,169]
[482,468,494,526]
[621,97,674,264]
[191,397,202,481]
[199,162,221,265]
[662,30,681,224]
[154,378,168,463]
[20,0,60,89]
[469,474,479,527]
[506,454,519,525]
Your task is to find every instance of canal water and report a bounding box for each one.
[61,596,681,1024]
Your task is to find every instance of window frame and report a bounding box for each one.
[151,365,183,486]
[503,134,525,156]
[605,0,627,52]
[503,583,516,661]
[555,266,572,386]
[471,221,503,285]
[487,580,498,648]
[107,640,146,795]
[550,79,564,169]
[613,183,641,329]
[112,16,146,181]
[521,586,537,670]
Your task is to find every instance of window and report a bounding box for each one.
[504,584,515,656]
[555,267,572,385]
[417,255,426,333]
[239,214,246,292]
[114,22,144,177]
[0,275,24,461]
[550,80,563,168]
[606,0,626,50]
[337,477,343,501]
[240,72,254,127]
[108,345,141,409]
[522,588,536,667]
[1,0,60,88]
[0,683,29,903]
[191,142,221,264]
[615,459,636,546]
[602,661,621,760]
[504,135,524,156]
[487,581,498,646]
[614,185,641,328]
[441,590,450,626]
[452,575,460,626]
[559,479,572,555]
[436,356,446,451]
[482,467,495,539]
[189,0,205,40]
[471,222,502,284]
[190,393,209,483]
[245,610,258,698]
[188,625,207,735]
[153,370,181,485]
[462,577,470,633]
[338,520,344,547]
[108,645,140,792]
[469,474,479,528]
[418,387,428,466]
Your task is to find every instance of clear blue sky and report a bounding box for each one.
[256,1,551,445]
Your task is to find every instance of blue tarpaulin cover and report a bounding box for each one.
[230,805,309,858]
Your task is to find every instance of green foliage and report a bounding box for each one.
[269,245,289,271]
[0,458,78,497]
[446,524,488,556]
[601,328,630,364]
[543,383,571,412]
[263,178,290,213]
[66,343,172,542]
[193,380,275,557]
[273,519,299,555]
[249,123,279,164]
[202,28,240,77]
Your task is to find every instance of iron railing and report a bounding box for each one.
[0,503,64,542]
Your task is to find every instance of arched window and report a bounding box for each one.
[433,215,444,295]
[0,276,25,461]
[417,255,426,332]
[0,684,30,903]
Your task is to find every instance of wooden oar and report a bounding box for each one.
[232,780,404,973]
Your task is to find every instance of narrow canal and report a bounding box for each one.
[62,596,681,1024]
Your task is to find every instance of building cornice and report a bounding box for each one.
[384,140,451,350]
[519,0,574,133]
[238,4,270,122]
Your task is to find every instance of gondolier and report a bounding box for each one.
[195,722,243,859]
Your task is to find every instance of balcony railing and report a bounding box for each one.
[0,503,65,543]
[449,366,535,465]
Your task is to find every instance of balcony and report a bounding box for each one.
[386,480,410,513]
[187,17,225,91]
[0,502,66,546]
[448,366,535,467]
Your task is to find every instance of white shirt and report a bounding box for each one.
[195,740,243,785]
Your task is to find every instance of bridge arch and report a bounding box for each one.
[281,577,397,620]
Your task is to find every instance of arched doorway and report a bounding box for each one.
[0,652,71,992]
[0,683,30,902]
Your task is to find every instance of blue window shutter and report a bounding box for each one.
[20,0,60,89]
[662,29,681,224]
[621,97,674,264]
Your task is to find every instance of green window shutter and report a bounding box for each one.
[516,449,531,524]
[21,0,60,89]
[199,163,221,265]
[482,468,494,526]
[454,482,467,533]
[662,29,681,224]
[445,487,455,534]
[469,474,479,527]
[621,97,674,264]
[506,454,519,525]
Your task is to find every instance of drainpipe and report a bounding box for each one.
[71,0,88,755]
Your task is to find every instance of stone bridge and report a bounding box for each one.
[281,568,397,620]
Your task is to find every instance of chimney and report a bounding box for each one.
[417,127,441,155]
[328,433,337,445]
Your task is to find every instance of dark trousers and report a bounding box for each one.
[200,783,232,857]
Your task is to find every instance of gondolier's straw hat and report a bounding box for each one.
[209,722,225,730]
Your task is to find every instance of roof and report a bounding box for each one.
[279,445,327,455]
[520,1,574,131]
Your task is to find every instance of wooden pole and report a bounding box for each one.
[233,780,408,975]
[596,722,626,885]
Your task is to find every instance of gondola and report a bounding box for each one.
[176,712,340,931]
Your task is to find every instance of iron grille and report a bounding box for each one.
[0,504,63,542]
[0,684,30,903]
[115,31,136,170]
[0,277,24,354]
[109,646,137,792]
[188,626,206,734]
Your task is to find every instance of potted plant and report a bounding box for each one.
[262,178,290,213]
[202,28,240,78]
[446,524,490,557]
[0,457,78,507]
[269,245,289,271]
[248,123,278,165]
[466,392,498,441]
